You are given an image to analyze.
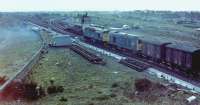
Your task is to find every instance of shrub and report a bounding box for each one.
[135,78,152,92]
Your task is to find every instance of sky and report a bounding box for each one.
[0,0,199,12]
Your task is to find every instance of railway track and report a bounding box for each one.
[0,46,45,91]
[29,20,200,93]
[50,21,68,34]
[0,23,46,95]
[119,57,151,72]
[70,44,105,65]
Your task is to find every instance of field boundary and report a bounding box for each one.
[0,26,46,93]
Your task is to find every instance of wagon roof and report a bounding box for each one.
[166,41,200,53]
[138,36,171,45]
[52,35,70,38]
[109,31,139,37]
[86,26,108,32]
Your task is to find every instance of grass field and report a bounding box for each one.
[0,12,200,105]
[0,26,41,78]
[14,18,200,104]
[69,11,200,46]
[28,48,145,105]
[3,47,195,105]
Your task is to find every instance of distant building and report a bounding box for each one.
[50,35,73,47]
[109,24,130,31]
[31,26,40,31]
[122,25,130,30]
[195,28,200,31]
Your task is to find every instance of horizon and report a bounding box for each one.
[1,10,200,13]
[0,0,199,12]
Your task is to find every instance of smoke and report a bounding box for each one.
[0,22,42,78]
[0,34,5,44]
[0,26,40,50]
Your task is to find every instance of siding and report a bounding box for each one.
[147,68,200,93]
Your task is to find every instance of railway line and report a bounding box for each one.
[0,46,45,91]
[119,57,151,72]
[0,25,46,97]
[29,19,200,93]
[78,39,200,93]
[83,41,200,92]
[70,44,105,65]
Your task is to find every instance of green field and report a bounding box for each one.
[64,11,200,46]
[0,27,41,78]
[0,12,200,105]
[4,47,195,105]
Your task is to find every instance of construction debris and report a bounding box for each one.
[0,76,8,85]
[186,96,197,103]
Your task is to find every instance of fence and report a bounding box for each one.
[0,26,46,93]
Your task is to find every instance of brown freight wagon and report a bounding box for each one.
[165,41,200,76]
[138,36,171,63]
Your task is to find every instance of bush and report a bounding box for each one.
[47,85,64,94]
[23,82,39,100]
[59,96,68,102]
[0,76,8,85]
[1,81,45,101]
[134,78,152,92]
[47,86,57,94]
[111,82,119,88]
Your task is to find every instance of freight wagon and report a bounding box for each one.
[138,36,171,62]
[165,42,200,76]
